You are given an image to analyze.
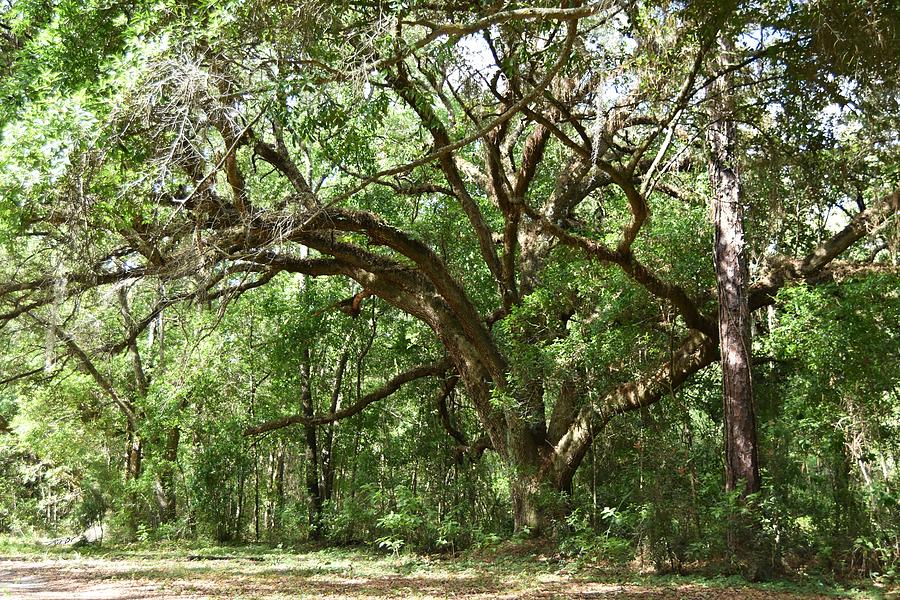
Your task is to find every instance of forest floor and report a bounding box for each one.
[0,541,889,600]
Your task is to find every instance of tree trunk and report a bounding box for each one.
[273,443,285,533]
[126,430,143,481]
[510,476,544,532]
[234,463,245,542]
[831,432,858,564]
[711,134,759,497]
[508,458,575,534]
[507,423,570,535]
[707,35,764,576]
[322,349,349,503]
[155,426,180,524]
[322,422,337,503]
[301,348,324,538]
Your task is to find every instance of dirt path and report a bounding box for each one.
[0,556,855,599]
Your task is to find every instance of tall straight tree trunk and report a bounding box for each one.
[272,443,285,533]
[707,35,764,576]
[154,426,180,523]
[234,463,245,542]
[125,421,143,481]
[124,421,143,531]
[301,347,324,538]
[293,247,325,539]
[322,349,349,503]
[707,37,760,500]
[123,419,144,530]
[155,390,188,524]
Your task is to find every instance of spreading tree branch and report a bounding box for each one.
[244,360,452,435]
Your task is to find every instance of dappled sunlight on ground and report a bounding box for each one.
[0,552,850,599]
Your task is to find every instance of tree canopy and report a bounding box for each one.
[0,0,898,578]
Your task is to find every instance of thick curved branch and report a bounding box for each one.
[244,360,452,435]
[751,187,900,309]
[618,253,717,336]
[552,330,717,479]
[389,63,505,287]
[522,205,715,335]
[253,208,509,382]
[609,171,649,254]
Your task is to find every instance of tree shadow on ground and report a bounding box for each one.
[0,558,840,599]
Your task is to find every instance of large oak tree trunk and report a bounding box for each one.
[437,308,718,534]
[511,478,543,532]
[508,431,547,533]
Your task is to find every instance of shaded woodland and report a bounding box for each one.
[0,0,898,582]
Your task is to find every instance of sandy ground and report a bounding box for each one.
[0,555,855,599]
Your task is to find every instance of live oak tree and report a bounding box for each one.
[1,0,898,535]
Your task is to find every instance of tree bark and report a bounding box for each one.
[322,349,349,503]
[154,426,180,524]
[707,35,765,576]
[273,443,285,533]
[511,475,543,533]
[300,347,324,539]
[708,37,760,500]
[126,428,143,481]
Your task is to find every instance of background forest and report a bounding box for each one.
[0,0,898,584]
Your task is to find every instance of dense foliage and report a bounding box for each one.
[0,0,897,582]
